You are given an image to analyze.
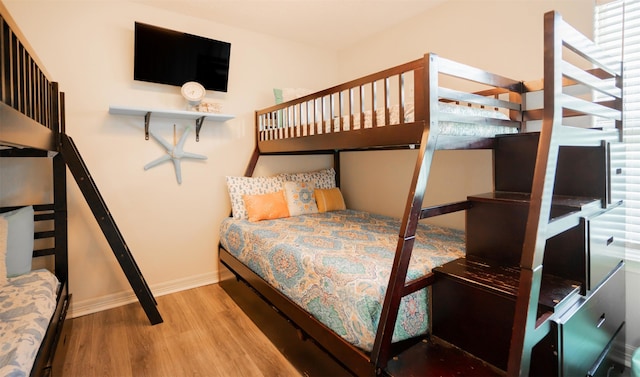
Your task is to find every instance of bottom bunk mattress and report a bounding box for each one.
[0,269,59,376]
[219,209,465,351]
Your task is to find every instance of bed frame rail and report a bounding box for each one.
[256,53,523,154]
[0,203,67,266]
[0,4,61,150]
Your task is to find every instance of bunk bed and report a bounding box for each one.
[0,202,70,377]
[1,3,164,375]
[220,10,626,377]
[0,5,71,376]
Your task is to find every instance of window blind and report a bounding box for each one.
[595,0,640,262]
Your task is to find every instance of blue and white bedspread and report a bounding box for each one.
[219,209,465,351]
[0,269,59,377]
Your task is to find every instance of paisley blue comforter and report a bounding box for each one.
[219,210,465,351]
[0,269,59,377]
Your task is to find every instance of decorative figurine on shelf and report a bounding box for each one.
[144,125,207,184]
[181,81,206,110]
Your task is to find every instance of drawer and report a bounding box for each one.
[589,206,625,291]
[587,322,626,377]
[558,264,625,377]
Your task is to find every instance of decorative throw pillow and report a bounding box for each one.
[0,206,34,277]
[226,175,285,219]
[243,190,290,222]
[315,187,346,213]
[0,217,7,285]
[278,168,336,190]
[284,181,318,216]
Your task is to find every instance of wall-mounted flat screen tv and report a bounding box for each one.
[134,22,231,92]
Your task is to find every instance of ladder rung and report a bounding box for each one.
[403,273,435,296]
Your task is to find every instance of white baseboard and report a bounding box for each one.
[611,342,638,369]
[68,271,219,318]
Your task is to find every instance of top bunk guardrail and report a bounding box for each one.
[520,12,623,139]
[507,10,624,377]
[0,3,62,151]
[546,11,623,137]
[255,53,524,154]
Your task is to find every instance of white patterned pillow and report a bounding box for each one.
[226,176,286,219]
[283,181,318,216]
[278,168,336,189]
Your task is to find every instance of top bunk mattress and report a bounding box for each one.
[264,101,519,138]
[333,101,518,137]
[219,209,465,351]
[0,269,59,376]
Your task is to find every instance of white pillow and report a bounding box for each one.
[0,206,34,277]
[277,168,336,190]
[226,176,286,219]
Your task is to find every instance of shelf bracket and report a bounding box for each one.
[195,116,206,142]
[144,112,151,140]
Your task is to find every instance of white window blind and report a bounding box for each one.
[595,0,640,262]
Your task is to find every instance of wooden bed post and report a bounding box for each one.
[244,147,260,177]
[49,82,68,284]
[243,111,262,177]
[53,153,68,284]
[333,151,340,187]
[50,82,61,142]
[371,53,440,369]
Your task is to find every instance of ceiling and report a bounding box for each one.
[137,0,446,50]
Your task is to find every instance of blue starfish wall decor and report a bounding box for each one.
[144,126,207,184]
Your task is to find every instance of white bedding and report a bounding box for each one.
[0,269,59,377]
[326,102,516,136]
[266,101,518,137]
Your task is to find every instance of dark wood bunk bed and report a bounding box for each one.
[1,5,71,376]
[1,4,164,375]
[219,11,626,377]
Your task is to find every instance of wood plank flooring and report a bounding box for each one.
[60,284,302,377]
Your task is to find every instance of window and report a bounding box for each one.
[595,0,640,261]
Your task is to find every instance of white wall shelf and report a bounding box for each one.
[109,105,234,142]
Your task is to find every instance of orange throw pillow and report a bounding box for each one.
[314,187,346,213]
[243,190,290,222]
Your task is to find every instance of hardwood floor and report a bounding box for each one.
[60,284,302,377]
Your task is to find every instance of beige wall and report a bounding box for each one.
[2,0,338,315]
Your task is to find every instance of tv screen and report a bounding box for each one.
[134,22,231,92]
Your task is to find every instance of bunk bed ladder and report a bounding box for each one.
[59,133,163,325]
[372,136,437,370]
[507,11,623,376]
[372,53,440,369]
